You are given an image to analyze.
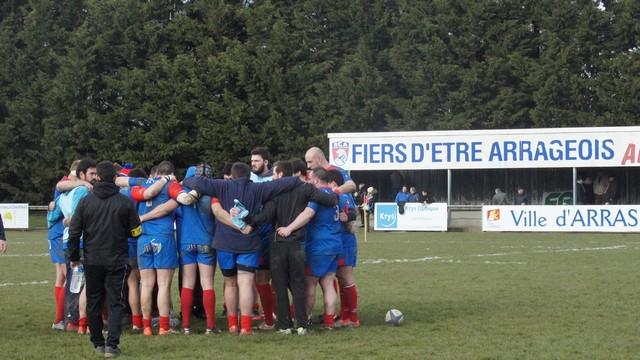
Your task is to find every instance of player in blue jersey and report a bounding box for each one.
[176,164,220,334]
[47,161,81,330]
[305,147,356,194]
[129,161,187,336]
[250,147,276,330]
[116,167,148,332]
[183,162,302,335]
[327,169,360,328]
[49,159,97,334]
[276,167,342,329]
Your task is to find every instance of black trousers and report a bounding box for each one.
[85,264,130,349]
[270,241,307,330]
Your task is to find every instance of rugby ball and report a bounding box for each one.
[385,309,404,326]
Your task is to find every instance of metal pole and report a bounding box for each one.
[447,169,452,205]
[447,169,452,226]
[572,167,577,205]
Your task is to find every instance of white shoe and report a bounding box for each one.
[296,327,307,336]
[51,321,65,331]
[277,328,292,335]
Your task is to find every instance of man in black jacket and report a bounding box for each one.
[68,161,141,357]
[240,160,338,334]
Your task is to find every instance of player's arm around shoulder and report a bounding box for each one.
[307,183,339,207]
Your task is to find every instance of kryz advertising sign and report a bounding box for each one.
[374,202,448,231]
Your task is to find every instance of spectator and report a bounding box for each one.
[421,190,435,204]
[394,186,411,214]
[514,186,530,205]
[605,175,619,204]
[363,187,377,231]
[593,172,609,204]
[408,187,420,202]
[576,176,595,205]
[492,188,508,205]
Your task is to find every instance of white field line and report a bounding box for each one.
[1,253,49,257]
[360,245,629,266]
[0,280,49,287]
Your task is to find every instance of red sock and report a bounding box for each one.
[203,289,216,329]
[78,317,88,327]
[323,313,335,328]
[143,318,152,328]
[159,316,170,331]
[180,287,194,328]
[227,314,238,330]
[340,285,350,321]
[289,304,295,317]
[54,286,65,323]
[240,315,252,333]
[256,284,275,326]
[345,285,359,323]
[132,314,143,328]
[102,307,108,321]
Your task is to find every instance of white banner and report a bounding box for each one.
[482,205,640,232]
[328,126,640,170]
[0,203,29,229]
[374,202,448,231]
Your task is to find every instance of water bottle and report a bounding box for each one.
[231,199,249,230]
[70,266,85,294]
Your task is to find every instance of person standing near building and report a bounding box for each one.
[68,161,141,358]
[514,186,530,205]
[492,188,507,205]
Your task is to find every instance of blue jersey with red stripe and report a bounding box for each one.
[176,195,215,246]
[137,178,176,237]
[306,187,342,256]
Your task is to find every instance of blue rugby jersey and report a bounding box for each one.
[306,187,342,256]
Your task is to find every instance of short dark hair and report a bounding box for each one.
[231,162,251,179]
[327,169,344,187]
[291,159,307,176]
[156,161,174,176]
[222,162,233,177]
[76,158,96,177]
[311,167,330,183]
[129,168,148,178]
[273,160,293,177]
[96,161,116,183]
[149,166,158,177]
[251,147,271,162]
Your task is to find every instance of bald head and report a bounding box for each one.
[305,147,328,170]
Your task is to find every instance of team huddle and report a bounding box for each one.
[46,146,360,352]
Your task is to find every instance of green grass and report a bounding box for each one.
[2,230,640,359]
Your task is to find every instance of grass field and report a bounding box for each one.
[2,230,640,359]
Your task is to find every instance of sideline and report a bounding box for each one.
[0,280,49,287]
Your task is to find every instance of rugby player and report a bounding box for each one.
[327,169,360,328]
[176,164,220,334]
[305,147,356,194]
[250,147,276,330]
[275,168,343,329]
[183,163,302,335]
[241,160,338,335]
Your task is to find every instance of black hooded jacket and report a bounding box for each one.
[68,181,141,267]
